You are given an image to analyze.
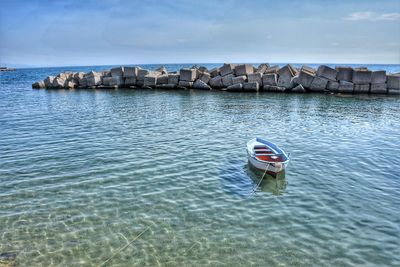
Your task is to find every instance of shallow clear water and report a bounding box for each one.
[1,65,400,267]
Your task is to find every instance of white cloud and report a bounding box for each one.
[344,11,400,21]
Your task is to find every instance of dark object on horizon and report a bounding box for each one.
[0,67,16,71]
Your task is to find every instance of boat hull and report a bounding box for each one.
[247,152,286,173]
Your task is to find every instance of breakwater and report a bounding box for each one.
[32,63,400,94]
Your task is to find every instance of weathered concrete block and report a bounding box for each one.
[52,77,66,88]
[66,81,77,89]
[74,72,85,80]
[137,69,149,81]
[235,64,254,76]
[232,75,246,85]
[277,64,296,89]
[209,76,223,88]
[227,83,243,92]
[352,70,372,84]
[210,68,220,77]
[263,85,286,92]
[370,83,387,94]
[168,73,180,85]
[222,74,234,87]
[298,70,315,88]
[180,68,197,82]
[291,75,300,85]
[256,63,269,74]
[32,80,45,89]
[123,67,138,78]
[309,76,328,91]
[109,76,124,86]
[327,81,339,92]
[278,64,297,77]
[291,84,306,93]
[301,65,316,75]
[199,73,211,84]
[193,79,212,90]
[144,75,157,87]
[78,77,87,87]
[338,81,354,93]
[220,63,235,76]
[243,82,259,92]
[111,67,124,77]
[102,77,112,86]
[371,71,386,84]
[387,75,400,89]
[156,74,168,85]
[248,73,262,85]
[336,67,353,81]
[354,84,370,94]
[262,73,278,86]
[44,76,55,87]
[265,65,280,74]
[178,81,193,88]
[156,66,168,75]
[86,75,101,87]
[316,65,337,81]
[124,77,137,86]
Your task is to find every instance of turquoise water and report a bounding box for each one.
[1,65,400,267]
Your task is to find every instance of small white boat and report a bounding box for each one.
[247,138,290,174]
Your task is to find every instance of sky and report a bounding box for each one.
[0,0,399,67]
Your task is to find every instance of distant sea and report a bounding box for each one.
[0,64,399,267]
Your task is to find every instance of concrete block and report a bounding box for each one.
[262,73,278,86]
[291,84,306,93]
[209,76,223,88]
[144,75,157,87]
[180,68,197,82]
[111,67,124,77]
[278,64,297,77]
[338,81,354,93]
[256,63,269,74]
[316,65,337,81]
[66,81,77,89]
[178,81,193,88]
[301,65,316,75]
[291,75,300,85]
[137,69,149,81]
[352,70,372,84]
[222,74,234,87]
[193,79,212,90]
[52,77,66,88]
[44,76,55,88]
[227,83,243,92]
[86,75,101,87]
[354,84,370,94]
[387,75,400,89]
[102,77,111,86]
[298,70,315,88]
[123,67,138,78]
[168,73,180,85]
[277,64,296,89]
[248,73,263,85]
[220,63,235,76]
[210,68,220,77]
[336,67,353,81]
[370,83,387,94]
[265,65,280,74]
[109,76,124,86]
[243,82,259,92]
[371,71,386,84]
[327,81,339,92]
[263,85,286,92]
[199,73,211,84]
[156,66,168,74]
[232,75,246,85]
[124,77,137,86]
[235,64,254,76]
[32,80,45,89]
[78,77,87,87]
[309,76,328,91]
[156,74,168,85]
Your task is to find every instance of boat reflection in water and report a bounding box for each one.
[219,160,287,197]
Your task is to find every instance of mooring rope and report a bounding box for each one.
[97,225,151,267]
[251,162,270,195]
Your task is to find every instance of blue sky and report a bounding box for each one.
[0,0,399,66]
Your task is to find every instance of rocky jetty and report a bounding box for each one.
[32,63,400,95]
